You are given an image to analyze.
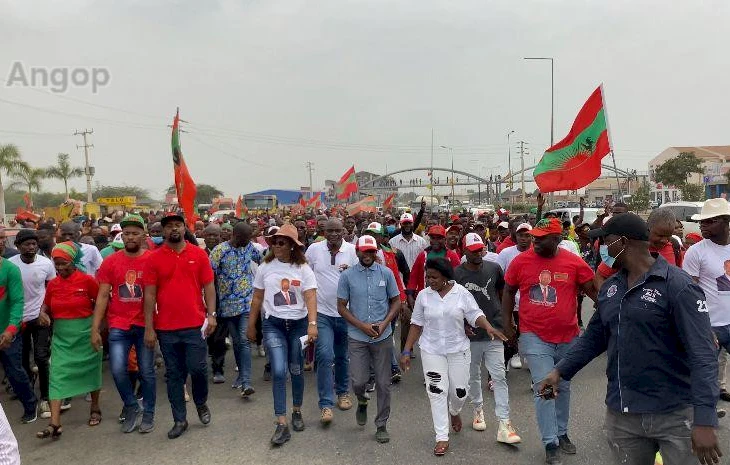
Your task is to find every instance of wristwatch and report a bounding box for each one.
[308,321,317,326]
[207,312,217,317]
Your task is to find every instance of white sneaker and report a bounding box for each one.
[509,355,523,369]
[497,419,522,444]
[472,408,486,431]
[39,400,51,419]
[258,345,266,357]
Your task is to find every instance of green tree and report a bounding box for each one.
[630,180,651,212]
[45,153,84,199]
[654,151,704,187]
[680,183,705,202]
[167,183,224,204]
[0,144,25,223]
[93,185,151,200]
[11,162,47,206]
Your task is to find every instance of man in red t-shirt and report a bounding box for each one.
[501,217,596,463]
[92,214,155,434]
[142,213,216,440]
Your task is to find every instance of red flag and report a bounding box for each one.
[307,192,322,209]
[299,195,307,210]
[171,108,198,230]
[335,166,358,200]
[346,196,377,215]
[382,193,396,212]
[235,195,243,218]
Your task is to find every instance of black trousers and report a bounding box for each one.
[207,316,229,375]
[22,318,51,400]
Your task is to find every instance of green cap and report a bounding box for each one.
[120,214,146,230]
[221,223,233,231]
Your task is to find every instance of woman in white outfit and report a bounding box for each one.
[400,257,507,456]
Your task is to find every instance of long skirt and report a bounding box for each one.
[49,316,102,400]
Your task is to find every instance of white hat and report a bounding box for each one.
[497,221,509,229]
[364,222,383,234]
[399,213,414,224]
[463,232,485,252]
[691,198,730,221]
[110,223,122,233]
[515,222,532,232]
[356,235,378,251]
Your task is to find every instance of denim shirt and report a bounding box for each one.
[556,256,719,427]
[337,262,400,343]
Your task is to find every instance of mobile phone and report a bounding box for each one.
[371,324,380,335]
[535,385,555,399]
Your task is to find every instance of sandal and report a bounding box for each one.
[451,414,462,432]
[36,424,63,440]
[88,409,102,427]
[433,441,449,456]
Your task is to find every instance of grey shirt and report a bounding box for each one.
[454,261,504,340]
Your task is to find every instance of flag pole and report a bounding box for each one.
[610,150,623,199]
[600,84,622,200]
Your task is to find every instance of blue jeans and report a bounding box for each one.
[0,334,36,415]
[223,313,251,388]
[315,314,349,409]
[520,332,577,446]
[108,326,156,415]
[157,328,209,422]
[263,316,307,417]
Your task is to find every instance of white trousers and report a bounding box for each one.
[421,349,471,441]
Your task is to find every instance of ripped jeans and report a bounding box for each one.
[421,349,471,442]
[262,315,308,417]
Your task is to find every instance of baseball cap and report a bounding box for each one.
[463,232,485,252]
[529,218,563,237]
[364,222,383,235]
[400,213,414,224]
[497,221,509,229]
[449,214,460,223]
[160,212,185,226]
[428,225,447,237]
[515,222,532,233]
[356,235,378,252]
[588,213,649,241]
[110,223,122,233]
[120,214,146,230]
[446,224,462,234]
[110,232,125,250]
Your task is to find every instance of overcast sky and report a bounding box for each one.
[1,0,729,200]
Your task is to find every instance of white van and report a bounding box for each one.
[657,201,705,235]
[546,208,601,226]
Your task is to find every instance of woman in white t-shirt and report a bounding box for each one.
[247,224,317,446]
[399,257,506,456]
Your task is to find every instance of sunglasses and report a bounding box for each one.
[271,239,290,247]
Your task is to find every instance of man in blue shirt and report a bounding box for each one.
[539,213,721,465]
[337,235,401,444]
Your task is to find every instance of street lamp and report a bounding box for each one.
[523,57,555,146]
[440,145,455,202]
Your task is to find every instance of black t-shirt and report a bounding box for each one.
[454,261,504,339]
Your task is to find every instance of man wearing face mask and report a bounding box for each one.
[539,213,722,465]
[501,218,596,464]
[148,222,164,249]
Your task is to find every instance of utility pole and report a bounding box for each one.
[430,129,434,208]
[518,141,529,204]
[305,161,314,200]
[74,129,94,203]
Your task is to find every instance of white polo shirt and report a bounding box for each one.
[305,240,358,318]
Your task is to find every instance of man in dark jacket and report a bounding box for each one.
[539,214,721,465]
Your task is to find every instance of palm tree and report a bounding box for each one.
[0,144,25,224]
[11,162,47,207]
[46,153,84,199]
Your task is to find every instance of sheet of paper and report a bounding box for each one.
[300,335,310,352]
[201,318,209,339]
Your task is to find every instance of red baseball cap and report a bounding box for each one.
[463,232,485,252]
[356,235,379,251]
[428,225,447,237]
[529,218,563,237]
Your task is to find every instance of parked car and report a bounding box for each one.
[546,208,601,226]
[657,201,706,236]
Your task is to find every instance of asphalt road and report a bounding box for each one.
[6,305,730,465]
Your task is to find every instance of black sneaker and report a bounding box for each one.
[263,364,272,382]
[390,370,402,384]
[21,408,38,424]
[240,386,255,398]
[545,443,562,464]
[291,411,305,432]
[120,405,141,433]
[167,421,188,439]
[720,389,730,402]
[356,402,368,426]
[139,412,155,434]
[558,434,576,454]
[196,404,211,425]
[271,423,291,446]
[375,425,390,443]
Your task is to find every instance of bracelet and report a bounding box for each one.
[401,350,411,356]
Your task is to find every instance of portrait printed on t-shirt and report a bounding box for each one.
[528,270,557,305]
[273,278,298,306]
[715,260,730,292]
[118,269,143,301]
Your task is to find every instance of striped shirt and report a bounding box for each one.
[389,233,428,271]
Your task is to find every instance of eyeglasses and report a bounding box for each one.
[271,239,289,247]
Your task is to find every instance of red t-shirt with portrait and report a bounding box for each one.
[504,248,594,343]
[97,250,152,330]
